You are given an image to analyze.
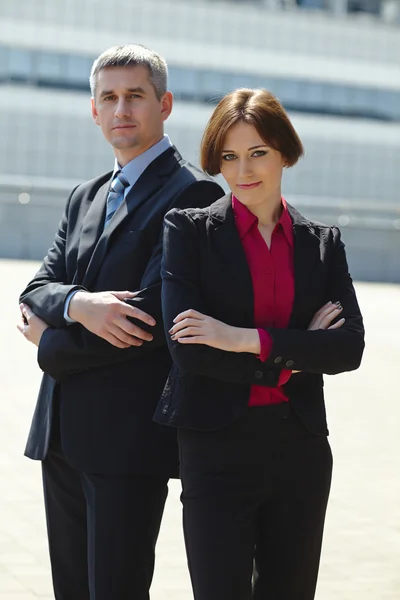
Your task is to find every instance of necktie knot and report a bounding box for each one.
[104,171,130,227]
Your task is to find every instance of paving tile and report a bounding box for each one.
[1,260,400,600]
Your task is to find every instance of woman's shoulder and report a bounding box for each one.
[287,203,341,240]
[165,193,232,227]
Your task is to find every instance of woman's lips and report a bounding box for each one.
[237,182,261,189]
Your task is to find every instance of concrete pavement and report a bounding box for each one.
[1,259,399,599]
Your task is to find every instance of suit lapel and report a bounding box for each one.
[75,177,111,284]
[209,195,254,325]
[287,203,321,328]
[81,147,180,289]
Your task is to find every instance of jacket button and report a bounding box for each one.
[285,360,295,368]
[254,370,264,380]
[274,356,283,364]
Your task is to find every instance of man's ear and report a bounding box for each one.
[160,91,173,122]
[91,97,100,125]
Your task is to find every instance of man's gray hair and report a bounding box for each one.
[90,44,168,100]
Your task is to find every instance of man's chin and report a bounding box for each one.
[111,137,139,150]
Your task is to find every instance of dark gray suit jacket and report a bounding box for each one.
[20,147,224,475]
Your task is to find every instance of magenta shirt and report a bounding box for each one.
[232,195,295,406]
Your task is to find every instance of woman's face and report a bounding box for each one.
[220,121,285,208]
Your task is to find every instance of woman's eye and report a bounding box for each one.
[252,150,267,157]
[222,154,236,161]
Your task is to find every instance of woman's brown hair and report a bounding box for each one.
[201,88,304,175]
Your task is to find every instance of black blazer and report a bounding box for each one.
[20,147,224,475]
[154,194,365,434]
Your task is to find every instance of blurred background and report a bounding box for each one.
[0,0,399,281]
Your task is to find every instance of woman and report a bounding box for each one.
[155,89,365,600]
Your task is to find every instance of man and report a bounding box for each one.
[17,44,223,600]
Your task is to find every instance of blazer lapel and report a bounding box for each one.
[209,195,254,326]
[75,177,111,284]
[287,203,321,328]
[82,147,180,289]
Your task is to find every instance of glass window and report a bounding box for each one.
[169,66,199,98]
[8,47,32,78]
[0,46,8,76]
[66,54,93,85]
[36,51,64,80]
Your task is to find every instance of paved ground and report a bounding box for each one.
[1,258,399,599]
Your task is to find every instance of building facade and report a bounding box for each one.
[0,0,399,280]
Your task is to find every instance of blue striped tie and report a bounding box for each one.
[104,171,129,228]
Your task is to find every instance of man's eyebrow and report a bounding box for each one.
[99,87,146,97]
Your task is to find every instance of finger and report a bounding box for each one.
[115,318,153,342]
[176,335,207,344]
[311,301,333,321]
[111,291,138,300]
[109,325,145,346]
[318,307,343,329]
[318,302,341,320]
[169,318,202,335]
[122,304,156,327]
[328,318,345,330]
[171,327,205,340]
[103,330,142,349]
[173,309,205,324]
[20,303,35,321]
[16,322,26,335]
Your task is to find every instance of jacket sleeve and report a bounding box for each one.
[262,227,365,375]
[19,186,87,328]
[161,208,282,387]
[37,180,225,380]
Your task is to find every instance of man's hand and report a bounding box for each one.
[17,304,49,347]
[68,291,156,349]
[169,309,260,354]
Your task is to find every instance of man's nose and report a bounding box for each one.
[114,99,130,119]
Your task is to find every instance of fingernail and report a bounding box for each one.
[173,318,177,323]
[168,328,173,334]
[171,334,176,340]
[335,301,341,306]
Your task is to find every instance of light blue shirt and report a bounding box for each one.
[64,134,173,323]
[115,134,172,199]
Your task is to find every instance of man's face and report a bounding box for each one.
[91,65,173,166]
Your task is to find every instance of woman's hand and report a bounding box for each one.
[307,301,345,331]
[169,309,260,354]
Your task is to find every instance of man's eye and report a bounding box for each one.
[222,154,236,161]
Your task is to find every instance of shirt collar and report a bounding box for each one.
[232,194,293,248]
[113,134,172,188]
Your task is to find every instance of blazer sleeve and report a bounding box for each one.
[36,180,225,380]
[262,227,365,375]
[19,186,87,328]
[161,208,281,387]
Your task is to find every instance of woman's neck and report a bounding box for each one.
[247,192,283,227]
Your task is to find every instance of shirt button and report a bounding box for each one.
[274,356,283,365]
[254,370,264,380]
[285,360,295,368]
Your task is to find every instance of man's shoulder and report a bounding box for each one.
[71,171,113,199]
[171,151,220,190]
